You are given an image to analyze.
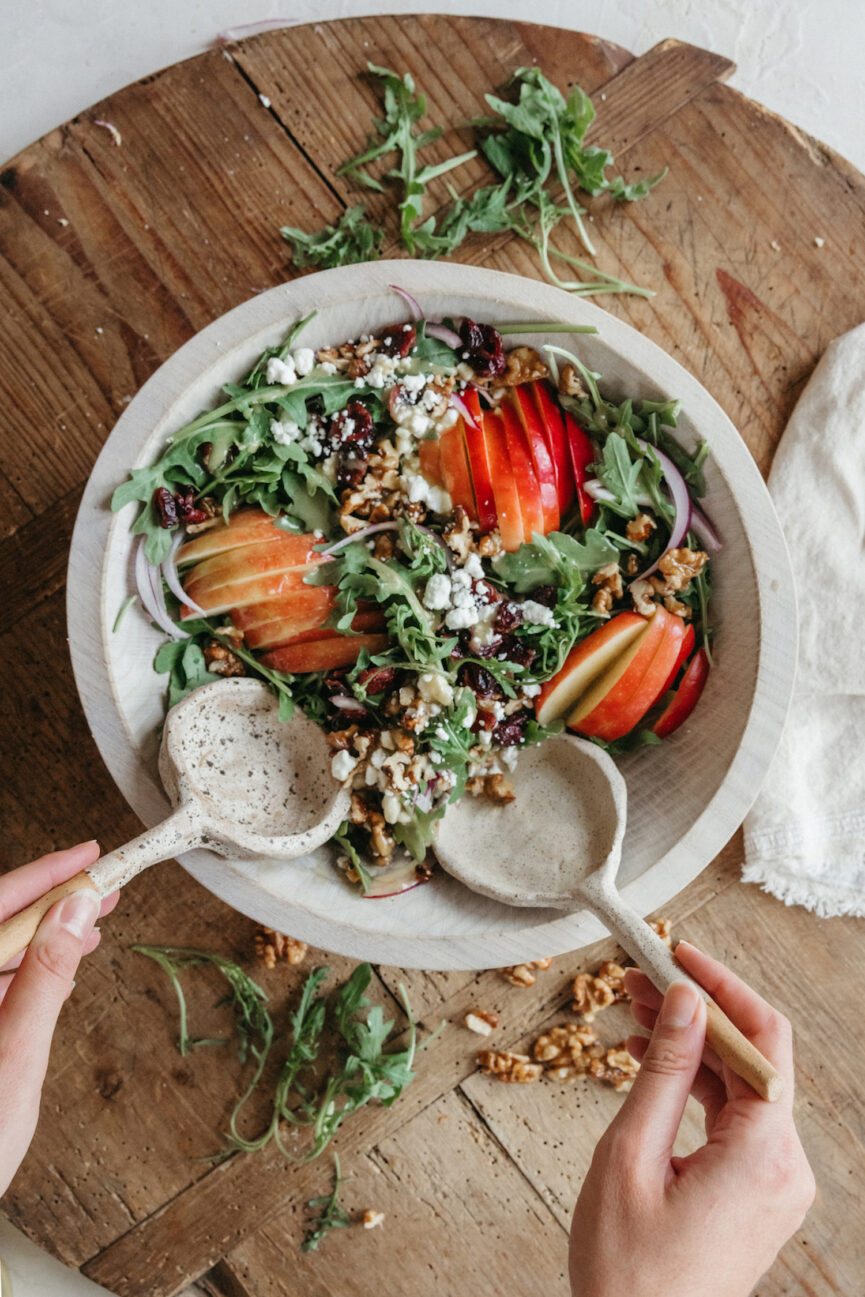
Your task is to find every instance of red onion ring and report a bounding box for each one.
[689,502,723,553]
[135,538,188,640]
[449,390,481,432]
[163,531,206,616]
[389,285,422,321]
[425,322,462,350]
[633,440,692,581]
[329,693,367,713]
[319,521,400,556]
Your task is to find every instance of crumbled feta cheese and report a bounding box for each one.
[266,356,297,385]
[270,418,301,445]
[521,682,542,698]
[405,471,452,514]
[435,406,458,433]
[399,686,415,706]
[364,354,399,388]
[445,605,480,630]
[320,361,337,375]
[380,730,395,750]
[407,409,433,438]
[500,747,519,770]
[521,599,557,628]
[259,93,271,108]
[418,672,454,707]
[462,552,484,580]
[382,793,402,824]
[370,747,389,770]
[331,749,358,781]
[293,347,315,376]
[423,573,452,611]
[402,372,427,394]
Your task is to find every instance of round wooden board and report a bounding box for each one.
[1,15,864,1297]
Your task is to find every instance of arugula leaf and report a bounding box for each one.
[281,204,383,269]
[302,1156,353,1252]
[492,528,618,593]
[153,638,220,709]
[596,433,644,517]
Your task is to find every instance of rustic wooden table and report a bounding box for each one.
[1,15,864,1297]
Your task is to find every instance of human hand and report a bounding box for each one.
[569,942,815,1297]
[0,841,118,1197]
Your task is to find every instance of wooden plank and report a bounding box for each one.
[0,485,80,629]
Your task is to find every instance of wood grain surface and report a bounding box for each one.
[1,15,863,1297]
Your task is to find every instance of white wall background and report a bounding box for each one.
[1,1,863,1295]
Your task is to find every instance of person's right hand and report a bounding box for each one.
[569,941,815,1297]
[0,841,118,1197]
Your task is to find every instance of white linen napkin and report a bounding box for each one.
[742,322,865,917]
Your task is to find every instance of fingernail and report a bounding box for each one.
[58,890,101,939]
[660,980,701,1028]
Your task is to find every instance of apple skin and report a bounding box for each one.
[562,411,596,526]
[182,561,324,618]
[261,632,390,674]
[242,609,385,652]
[509,389,559,534]
[499,398,545,541]
[568,607,686,741]
[176,508,286,565]
[652,646,710,738]
[535,611,647,725]
[481,407,524,551]
[462,390,498,532]
[531,382,575,518]
[657,622,695,696]
[438,420,478,520]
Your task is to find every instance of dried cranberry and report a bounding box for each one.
[459,317,506,379]
[174,489,209,525]
[153,487,179,528]
[472,579,502,606]
[494,600,523,633]
[329,401,375,454]
[493,712,528,746]
[459,662,502,699]
[530,584,558,607]
[471,706,498,733]
[336,455,368,489]
[324,671,348,691]
[378,322,417,358]
[501,639,536,670]
[468,636,504,660]
[357,665,398,695]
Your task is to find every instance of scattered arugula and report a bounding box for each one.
[280,63,663,298]
[302,1156,353,1252]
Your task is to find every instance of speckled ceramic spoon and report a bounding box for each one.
[434,733,782,1102]
[0,677,351,966]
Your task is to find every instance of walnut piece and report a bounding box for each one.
[650,917,673,947]
[203,642,245,677]
[501,346,549,386]
[558,362,588,399]
[657,547,708,592]
[253,928,308,970]
[363,1209,385,1230]
[626,512,656,543]
[465,772,515,803]
[501,957,552,987]
[586,1044,640,1091]
[532,1023,601,1078]
[572,960,628,1020]
[630,577,657,617]
[477,1049,543,1083]
[465,1009,499,1036]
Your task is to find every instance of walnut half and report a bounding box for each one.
[477,1049,543,1083]
[253,928,308,970]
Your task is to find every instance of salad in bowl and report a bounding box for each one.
[111,286,717,899]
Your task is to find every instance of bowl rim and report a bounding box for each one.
[66,259,797,969]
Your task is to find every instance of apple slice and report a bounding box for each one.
[657,622,695,696]
[535,612,647,725]
[562,411,597,526]
[532,381,575,518]
[653,647,710,738]
[511,387,559,533]
[500,398,545,541]
[568,607,686,741]
[462,390,498,532]
[184,533,323,591]
[243,610,386,652]
[261,632,390,674]
[482,408,524,551]
[176,509,287,566]
[418,437,444,485]
[439,421,478,520]
[182,562,324,618]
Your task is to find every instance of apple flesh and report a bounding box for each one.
[176,509,301,566]
[535,612,647,725]
[261,632,391,674]
[568,607,686,741]
[482,407,524,551]
[438,420,478,520]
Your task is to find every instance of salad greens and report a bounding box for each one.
[302,1156,353,1252]
[280,63,663,298]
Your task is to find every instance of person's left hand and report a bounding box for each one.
[0,841,118,1196]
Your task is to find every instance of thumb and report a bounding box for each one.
[0,889,101,1088]
[613,980,706,1162]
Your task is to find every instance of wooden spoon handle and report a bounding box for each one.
[0,871,98,968]
[580,882,783,1102]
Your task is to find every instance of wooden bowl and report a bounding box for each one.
[67,261,796,969]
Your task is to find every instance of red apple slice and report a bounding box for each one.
[184,534,323,591]
[462,390,498,532]
[500,398,545,541]
[532,382,575,517]
[243,609,386,652]
[657,622,695,696]
[511,387,559,534]
[418,437,444,485]
[261,633,390,674]
[482,408,524,551]
[182,563,324,617]
[176,509,293,566]
[652,647,710,738]
[535,612,647,725]
[439,421,478,520]
[562,411,597,526]
[569,608,686,741]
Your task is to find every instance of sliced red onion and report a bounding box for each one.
[362,857,427,899]
[470,382,495,408]
[633,440,692,582]
[216,18,297,44]
[426,322,462,350]
[413,781,434,813]
[449,390,480,431]
[135,538,188,640]
[585,479,653,507]
[329,693,367,713]
[162,531,206,616]
[689,502,723,553]
[319,521,400,556]
[389,284,422,321]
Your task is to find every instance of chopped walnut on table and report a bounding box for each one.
[477,1049,544,1083]
[464,1009,499,1036]
[649,917,673,947]
[572,960,628,1020]
[363,1209,386,1231]
[587,1044,640,1091]
[253,928,308,969]
[532,1023,604,1080]
[203,641,245,677]
[501,957,552,988]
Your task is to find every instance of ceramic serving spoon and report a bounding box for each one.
[434,732,782,1102]
[0,677,350,968]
